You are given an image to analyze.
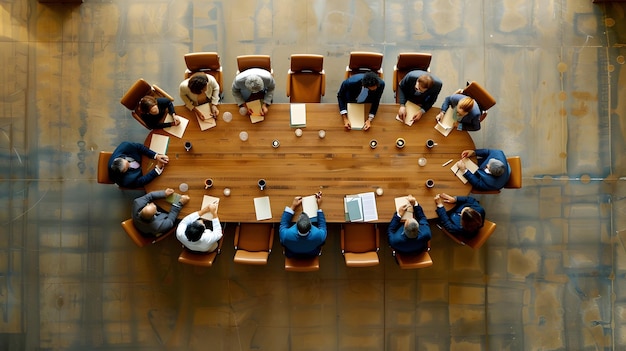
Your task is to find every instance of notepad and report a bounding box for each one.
[344,192,378,222]
[346,103,365,130]
[394,196,414,221]
[195,104,217,131]
[290,103,306,127]
[434,108,455,136]
[163,115,189,138]
[345,196,363,222]
[248,99,265,123]
[395,101,421,126]
[451,158,480,184]
[301,194,319,218]
[200,195,220,220]
[149,134,169,155]
[254,196,272,221]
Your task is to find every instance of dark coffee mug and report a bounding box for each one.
[258,179,266,190]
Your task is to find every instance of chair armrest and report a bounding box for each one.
[152,85,174,101]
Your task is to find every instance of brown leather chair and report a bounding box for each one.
[178,238,224,267]
[340,223,380,267]
[286,54,325,103]
[183,52,223,91]
[392,52,433,103]
[97,151,114,184]
[284,254,320,272]
[233,223,274,265]
[120,78,174,129]
[120,218,174,247]
[345,51,383,79]
[471,156,522,194]
[458,81,496,122]
[438,219,497,250]
[392,242,433,269]
[236,54,273,74]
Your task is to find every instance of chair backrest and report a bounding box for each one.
[285,255,320,272]
[505,156,522,189]
[120,218,173,247]
[345,51,383,78]
[394,250,433,269]
[120,79,174,129]
[392,52,432,97]
[341,223,380,267]
[97,151,114,184]
[464,220,497,249]
[286,54,326,103]
[178,238,224,267]
[461,81,496,111]
[236,55,272,73]
[235,223,274,251]
[183,52,223,90]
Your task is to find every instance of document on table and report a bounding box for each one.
[149,134,169,155]
[346,103,365,130]
[394,196,414,221]
[248,99,265,123]
[165,193,181,204]
[163,114,189,138]
[254,196,272,221]
[200,195,220,220]
[290,103,306,127]
[395,101,421,126]
[301,194,318,218]
[344,192,378,222]
[195,104,217,131]
[434,108,455,136]
[451,158,479,184]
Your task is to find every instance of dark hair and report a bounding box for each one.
[110,157,126,174]
[417,74,434,89]
[361,72,380,88]
[461,208,483,235]
[188,75,209,95]
[185,221,205,242]
[296,213,312,235]
[138,95,157,113]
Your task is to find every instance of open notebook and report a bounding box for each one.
[195,104,217,131]
[346,103,366,130]
[301,194,319,218]
[163,114,189,138]
[451,158,480,184]
[149,134,169,155]
[248,99,265,123]
[395,101,421,126]
[394,196,414,221]
[434,108,456,136]
[200,195,220,220]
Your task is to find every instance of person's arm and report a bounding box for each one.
[202,218,223,245]
[336,80,349,115]
[132,191,163,219]
[263,75,275,106]
[148,98,175,129]
[316,210,327,242]
[416,204,433,242]
[179,80,196,111]
[435,206,463,235]
[279,207,295,245]
[207,75,220,106]
[132,142,157,160]
[231,76,246,106]
[368,80,385,117]
[397,75,411,105]
[440,95,453,113]
[463,109,481,131]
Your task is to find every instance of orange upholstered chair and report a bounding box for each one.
[471,156,522,194]
[438,219,497,250]
[183,52,223,91]
[120,219,174,247]
[286,54,326,103]
[233,223,274,265]
[120,78,174,129]
[458,81,496,122]
[391,241,433,269]
[345,51,384,79]
[236,55,273,74]
[340,223,380,267]
[392,52,433,103]
[97,151,114,184]
[178,238,224,267]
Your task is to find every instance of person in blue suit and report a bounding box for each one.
[397,70,443,123]
[434,193,485,240]
[337,72,385,131]
[279,193,326,258]
[108,141,168,188]
[387,195,432,254]
[457,148,511,191]
[436,93,482,131]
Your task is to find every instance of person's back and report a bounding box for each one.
[279,195,327,257]
[468,149,511,191]
[387,196,431,254]
[176,203,222,252]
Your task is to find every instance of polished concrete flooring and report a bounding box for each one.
[1,0,625,350]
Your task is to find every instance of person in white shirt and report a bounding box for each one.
[179,72,220,120]
[176,202,222,253]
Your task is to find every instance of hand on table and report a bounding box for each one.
[211,104,219,118]
[461,149,475,158]
[156,154,169,164]
[164,188,174,196]
[455,160,467,172]
[342,114,351,130]
[398,106,407,121]
[363,119,371,131]
[261,104,269,116]
[179,195,190,205]
[434,194,444,207]
[439,193,456,203]
[290,196,303,211]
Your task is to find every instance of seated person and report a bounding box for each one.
[337,71,385,131]
[387,195,432,254]
[176,202,222,253]
[132,188,189,237]
[108,142,168,188]
[279,194,326,258]
[434,194,485,240]
[458,148,511,191]
[231,68,275,116]
[397,70,442,123]
[179,73,220,120]
[137,95,181,129]
[436,93,481,131]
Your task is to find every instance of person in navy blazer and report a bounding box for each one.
[436,93,482,131]
[397,70,442,123]
[108,141,168,188]
[337,72,385,130]
[434,193,485,239]
[387,195,432,254]
[279,193,327,258]
[457,148,511,191]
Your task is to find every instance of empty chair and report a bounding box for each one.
[392,52,433,103]
[236,54,273,74]
[120,218,174,247]
[97,151,114,184]
[178,238,224,267]
[471,156,523,194]
[233,223,274,265]
[120,78,174,129]
[183,52,223,91]
[340,223,380,267]
[345,51,384,79]
[438,219,497,249]
[284,254,320,272]
[286,54,325,103]
[458,81,496,122]
[392,242,433,269]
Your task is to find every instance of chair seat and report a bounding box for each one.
[344,252,380,267]
[285,256,320,272]
[178,250,219,267]
[234,251,270,265]
[394,251,433,269]
[121,218,174,247]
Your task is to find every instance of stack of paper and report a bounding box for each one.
[254,196,272,220]
[434,108,455,136]
[163,114,190,138]
[248,99,265,123]
[301,194,319,218]
[344,192,378,222]
[200,195,220,220]
[346,103,365,130]
[149,134,169,155]
[395,101,421,126]
[195,104,217,131]
[290,103,306,127]
[451,158,480,184]
[394,196,414,221]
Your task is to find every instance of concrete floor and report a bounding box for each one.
[1,0,625,350]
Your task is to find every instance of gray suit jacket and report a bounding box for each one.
[231,68,275,106]
[132,191,183,236]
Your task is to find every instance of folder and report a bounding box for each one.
[254,196,272,221]
[149,134,169,155]
[163,115,189,138]
[346,103,365,130]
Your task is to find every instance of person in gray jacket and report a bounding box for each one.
[132,188,189,237]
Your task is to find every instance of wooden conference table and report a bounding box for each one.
[143,103,475,223]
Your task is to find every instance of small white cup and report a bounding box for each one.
[223,188,231,196]
[295,128,303,137]
[179,183,189,192]
[375,187,384,196]
[222,111,233,122]
[418,157,427,166]
[239,131,249,141]
[318,130,326,139]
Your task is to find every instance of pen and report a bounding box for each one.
[442,159,453,167]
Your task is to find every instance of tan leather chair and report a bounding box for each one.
[236,54,273,74]
[345,51,383,79]
[233,223,274,265]
[340,223,380,267]
[286,54,325,103]
[120,78,174,129]
[97,151,114,184]
[438,219,497,250]
[392,242,433,269]
[458,81,496,122]
[392,52,433,103]
[471,156,522,194]
[120,218,174,247]
[284,254,320,272]
[178,238,224,267]
[183,52,223,91]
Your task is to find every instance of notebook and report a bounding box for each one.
[434,108,455,136]
[149,134,169,154]
[248,99,265,123]
[394,196,414,221]
[395,101,421,126]
[344,192,378,222]
[290,103,306,127]
[346,103,365,130]
[195,104,217,131]
[165,193,182,204]
[254,196,272,220]
[200,195,220,220]
[163,115,189,138]
[451,158,480,184]
[301,194,319,218]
